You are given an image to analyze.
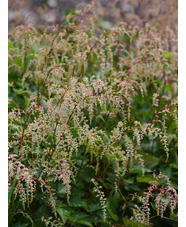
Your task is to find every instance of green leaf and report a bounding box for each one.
[170,163,178,169]
[56,206,73,223]
[83,203,101,213]
[68,213,92,226]
[106,204,118,221]
[16,89,28,95]
[69,187,86,207]
[57,183,67,195]
[75,220,93,227]
[160,167,172,178]
[122,217,148,227]
[8,180,16,206]
[69,213,88,220]
[8,43,13,49]
[169,213,178,222]
[136,176,153,183]
[97,114,106,123]
[162,52,170,58]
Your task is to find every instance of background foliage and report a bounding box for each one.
[8,3,178,227]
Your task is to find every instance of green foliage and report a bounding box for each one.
[8,6,177,227]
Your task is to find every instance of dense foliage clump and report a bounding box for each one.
[8,6,177,227]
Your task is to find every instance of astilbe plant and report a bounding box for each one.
[131,173,177,225]
[8,6,177,227]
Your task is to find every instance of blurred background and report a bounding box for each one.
[9,0,177,31]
